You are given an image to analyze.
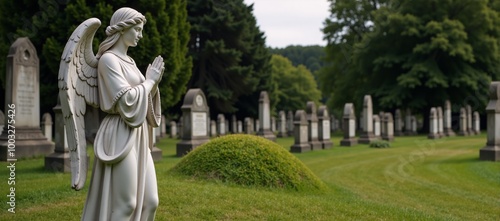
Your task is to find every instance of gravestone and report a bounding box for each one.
[458,107,468,136]
[340,103,358,146]
[277,110,287,137]
[256,91,276,141]
[480,82,500,161]
[405,109,414,135]
[176,89,210,157]
[373,115,381,138]
[466,105,473,135]
[428,107,439,139]
[437,107,444,138]
[0,37,54,161]
[271,117,277,133]
[161,115,167,137]
[41,113,53,141]
[217,114,226,136]
[359,95,377,143]
[225,119,229,135]
[44,103,70,172]
[244,117,253,134]
[0,110,4,135]
[255,119,260,132]
[210,120,217,137]
[290,110,311,153]
[394,109,404,136]
[382,113,394,141]
[170,121,177,138]
[318,105,333,149]
[411,116,417,134]
[232,115,238,134]
[443,100,456,136]
[287,110,294,136]
[306,101,322,150]
[473,111,480,135]
[237,120,242,133]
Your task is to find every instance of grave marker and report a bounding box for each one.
[176,89,210,156]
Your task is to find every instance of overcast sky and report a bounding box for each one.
[243,0,331,48]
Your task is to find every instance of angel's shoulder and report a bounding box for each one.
[98,52,121,68]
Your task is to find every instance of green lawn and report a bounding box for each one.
[1,134,499,220]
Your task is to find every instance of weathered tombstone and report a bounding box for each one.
[359,95,377,144]
[217,114,226,136]
[44,103,70,172]
[394,109,404,136]
[405,108,413,135]
[306,101,322,150]
[0,37,54,161]
[466,105,473,135]
[232,115,238,134]
[290,110,311,153]
[210,120,217,137]
[277,110,287,137]
[170,121,177,138]
[437,107,444,138]
[0,110,4,135]
[287,110,294,136]
[237,120,243,133]
[256,91,276,141]
[271,117,277,133]
[161,115,167,137]
[373,115,381,138]
[41,113,53,141]
[458,107,468,136]
[176,89,210,157]
[255,119,260,133]
[428,108,439,139]
[244,117,253,134]
[318,105,333,149]
[443,100,456,136]
[473,111,480,135]
[340,103,358,146]
[382,113,394,141]
[480,82,500,161]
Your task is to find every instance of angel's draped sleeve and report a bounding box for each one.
[97,53,161,128]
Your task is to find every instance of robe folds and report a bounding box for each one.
[82,51,161,221]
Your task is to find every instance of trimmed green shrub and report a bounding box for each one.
[170,134,325,191]
[370,140,391,148]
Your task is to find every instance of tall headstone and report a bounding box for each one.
[306,101,322,150]
[44,103,70,172]
[290,110,311,153]
[244,117,253,134]
[271,117,277,133]
[237,120,242,133]
[473,111,480,135]
[437,107,444,138]
[232,115,238,134]
[480,82,500,161]
[405,108,413,135]
[359,95,377,143]
[217,114,226,136]
[176,89,210,157]
[443,100,455,136]
[256,91,276,141]
[394,109,404,136]
[428,107,439,139]
[161,115,167,137]
[382,113,394,141]
[210,120,217,137]
[466,105,473,135]
[340,103,358,146]
[277,110,287,137]
[0,37,54,161]
[318,105,333,149]
[458,107,468,136]
[255,119,260,133]
[170,121,177,138]
[41,113,53,141]
[287,110,294,136]
[373,115,381,138]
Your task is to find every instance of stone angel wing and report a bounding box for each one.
[58,18,101,190]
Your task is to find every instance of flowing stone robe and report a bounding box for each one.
[82,52,161,221]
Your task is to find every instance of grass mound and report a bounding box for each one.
[170,134,325,191]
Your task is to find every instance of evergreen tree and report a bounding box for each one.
[270,45,326,73]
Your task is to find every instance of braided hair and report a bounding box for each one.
[96,7,146,59]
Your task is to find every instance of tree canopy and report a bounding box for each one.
[270,45,326,73]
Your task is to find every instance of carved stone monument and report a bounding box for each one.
[443,100,456,136]
[0,37,54,161]
[382,113,394,141]
[232,115,238,134]
[466,105,473,135]
[306,101,322,150]
[277,110,287,137]
[473,111,480,135]
[244,117,253,134]
[437,107,444,138]
[458,107,468,136]
[480,82,500,161]
[287,110,294,136]
[340,103,357,146]
[373,115,381,138]
[176,89,210,157]
[359,95,376,143]
[217,114,226,136]
[256,91,276,141]
[210,120,217,137]
[41,113,53,141]
[428,107,439,139]
[318,105,333,149]
[170,121,177,138]
[290,110,311,153]
[237,120,243,133]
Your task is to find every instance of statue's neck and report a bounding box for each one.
[109,41,129,60]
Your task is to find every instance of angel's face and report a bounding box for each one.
[122,22,144,47]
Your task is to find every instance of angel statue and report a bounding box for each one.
[58,7,164,221]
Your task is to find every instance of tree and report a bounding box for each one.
[270,54,321,112]
[186,0,273,118]
[0,0,191,114]
[269,45,326,73]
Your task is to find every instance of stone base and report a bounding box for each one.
[479,146,500,161]
[309,140,322,150]
[44,152,71,172]
[382,136,394,142]
[176,139,209,157]
[256,129,276,142]
[290,143,311,153]
[358,134,377,144]
[150,146,163,162]
[0,130,54,161]
[340,138,358,147]
[427,134,440,139]
[443,129,456,137]
[321,140,333,149]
